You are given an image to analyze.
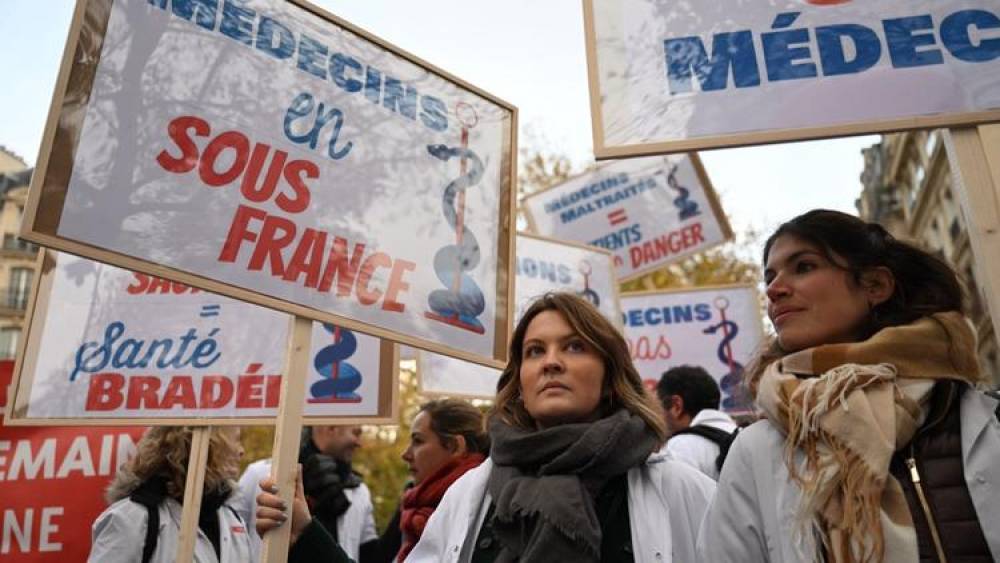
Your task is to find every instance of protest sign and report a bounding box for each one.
[583,0,1000,157]
[23,0,516,368]
[8,251,397,425]
[621,285,763,413]
[0,360,145,561]
[521,154,731,281]
[420,234,619,397]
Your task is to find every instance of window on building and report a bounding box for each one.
[924,131,938,160]
[914,162,926,190]
[8,267,33,310]
[2,234,37,252]
[0,327,19,360]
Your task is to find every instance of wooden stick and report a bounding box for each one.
[262,316,312,563]
[175,426,211,563]
[944,126,1000,363]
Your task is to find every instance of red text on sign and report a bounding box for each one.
[156,115,316,214]
[126,273,201,295]
[629,222,705,269]
[219,205,416,312]
[85,370,281,411]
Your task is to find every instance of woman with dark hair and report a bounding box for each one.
[89,426,250,562]
[699,209,1000,562]
[405,292,714,562]
[254,399,489,562]
[397,399,489,560]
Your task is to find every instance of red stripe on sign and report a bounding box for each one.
[608,209,628,226]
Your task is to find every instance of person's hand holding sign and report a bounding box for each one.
[256,465,310,543]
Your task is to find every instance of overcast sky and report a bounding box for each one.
[0,0,879,251]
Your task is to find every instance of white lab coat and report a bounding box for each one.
[88,496,252,563]
[237,458,377,562]
[697,388,1000,562]
[662,408,738,480]
[405,454,716,563]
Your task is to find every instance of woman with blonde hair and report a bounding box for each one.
[88,426,251,562]
[404,292,714,562]
[699,209,1000,562]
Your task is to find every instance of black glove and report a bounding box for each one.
[301,454,352,520]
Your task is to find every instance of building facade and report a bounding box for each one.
[857,130,999,385]
[0,147,38,360]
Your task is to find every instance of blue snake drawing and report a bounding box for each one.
[702,319,752,411]
[424,143,486,334]
[310,324,362,402]
[667,164,701,221]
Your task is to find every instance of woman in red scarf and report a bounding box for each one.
[254,399,488,563]
[398,399,489,561]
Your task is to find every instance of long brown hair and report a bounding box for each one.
[490,292,666,441]
[106,426,241,503]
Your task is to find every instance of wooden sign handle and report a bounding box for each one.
[176,426,211,563]
[262,315,312,563]
[945,126,1000,365]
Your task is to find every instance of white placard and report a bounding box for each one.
[522,154,730,281]
[621,286,763,414]
[585,0,1000,157]
[419,234,620,397]
[10,252,395,423]
[25,0,515,368]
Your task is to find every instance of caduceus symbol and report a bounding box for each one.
[701,296,751,411]
[308,324,362,403]
[666,163,701,221]
[424,102,486,334]
[577,260,600,307]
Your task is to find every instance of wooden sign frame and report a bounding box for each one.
[521,153,732,283]
[7,250,400,426]
[22,0,517,369]
[582,0,1000,159]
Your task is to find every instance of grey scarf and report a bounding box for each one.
[486,409,658,562]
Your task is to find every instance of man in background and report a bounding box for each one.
[238,425,376,561]
[656,365,738,480]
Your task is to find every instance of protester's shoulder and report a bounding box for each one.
[94,497,150,532]
[642,452,715,495]
[243,457,273,474]
[962,384,1000,415]
[237,459,271,505]
[665,432,718,452]
[725,419,783,467]
[443,457,492,497]
[353,480,374,502]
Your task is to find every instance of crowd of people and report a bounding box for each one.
[86,210,1000,562]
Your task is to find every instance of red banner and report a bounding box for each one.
[1,361,145,560]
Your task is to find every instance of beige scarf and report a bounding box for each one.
[756,312,983,563]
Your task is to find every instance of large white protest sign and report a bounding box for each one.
[522,154,731,281]
[419,234,620,397]
[23,0,516,368]
[8,252,397,425]
[621,285,763,413]
[584,0,1000,157]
